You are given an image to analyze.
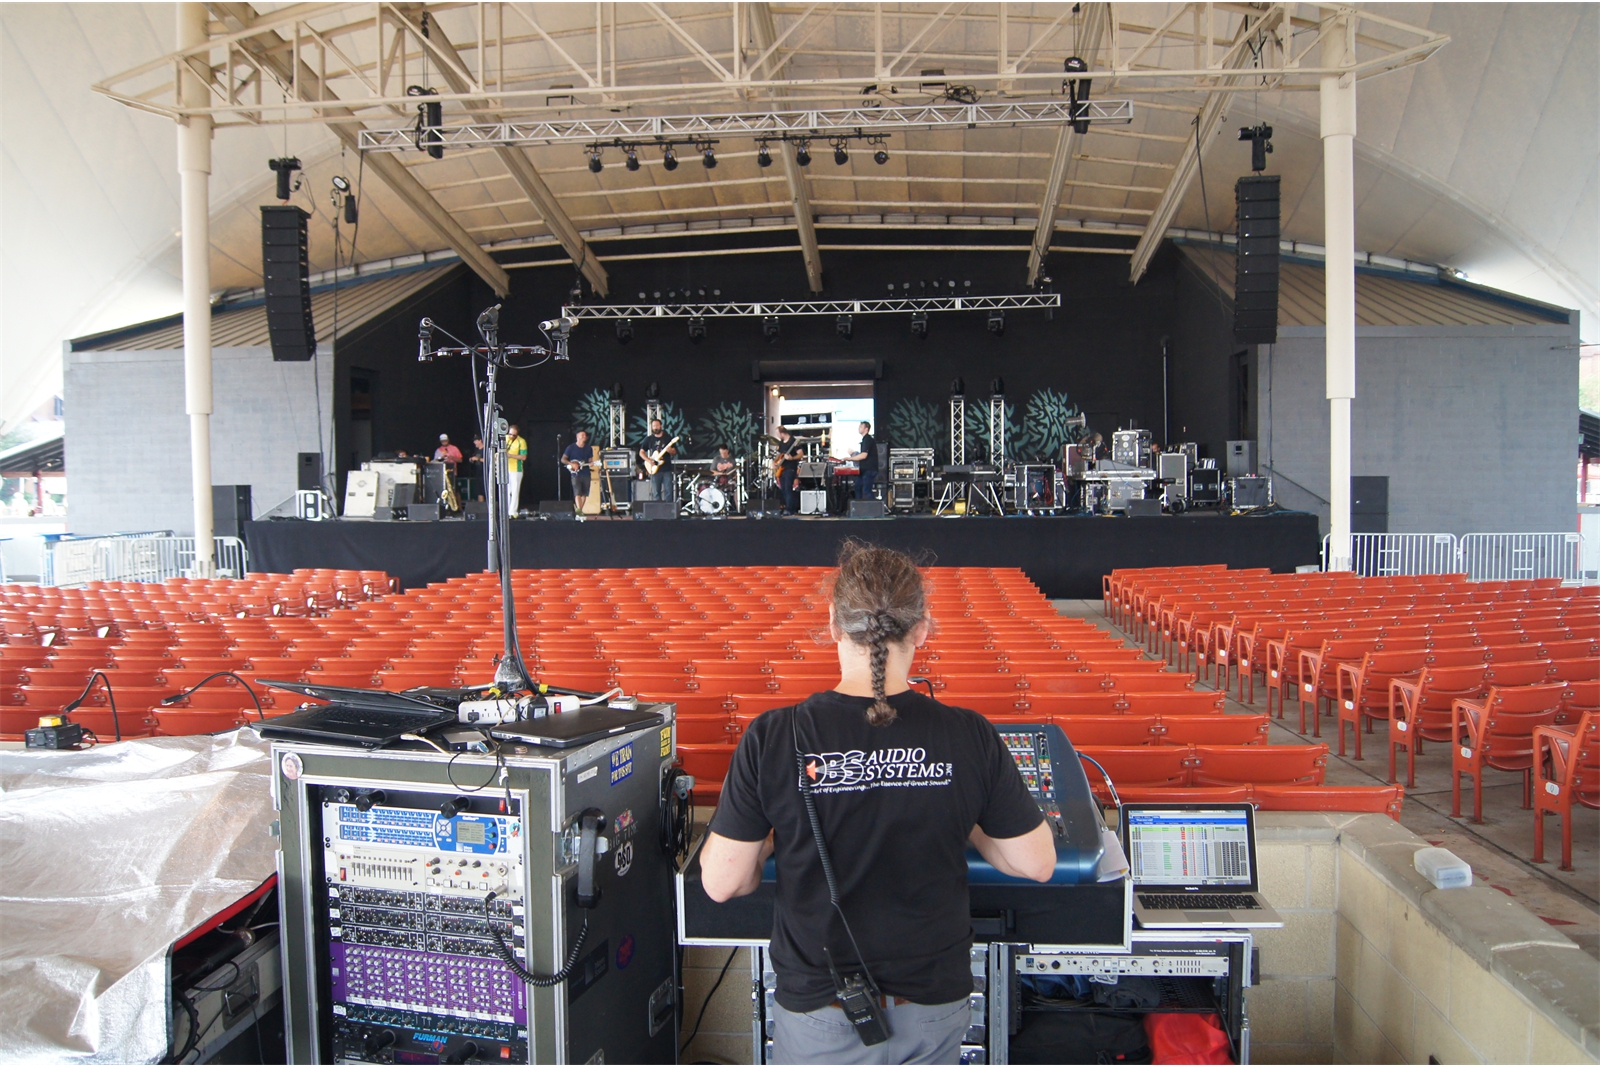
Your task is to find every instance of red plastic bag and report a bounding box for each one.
[1144,1012,1232,1064]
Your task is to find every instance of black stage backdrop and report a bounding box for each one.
[329,236,1229,496]
[245,513,1319,598]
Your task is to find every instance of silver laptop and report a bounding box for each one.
[1122,803,1283,929]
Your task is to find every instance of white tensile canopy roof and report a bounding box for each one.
[2,2,1594,430]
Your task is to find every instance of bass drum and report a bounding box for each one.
[694,483,727,516]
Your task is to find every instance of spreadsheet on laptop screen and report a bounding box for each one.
[1126,809,1253,886]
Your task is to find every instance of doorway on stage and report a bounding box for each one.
[763,380,875,461]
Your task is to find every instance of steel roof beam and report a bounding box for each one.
[1026,1,1107,287]
[1127,6,1282,284]
[750,1,822,293]
[210,2,509,296]
[406,10,609,296]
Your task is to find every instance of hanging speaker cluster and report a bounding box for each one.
[261,205,316,362]
[1233,175,1280,345]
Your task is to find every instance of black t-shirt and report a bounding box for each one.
[710,690,1043,1012]
[777,438,805,471]
[561,443,594,467]
[641,433,673,472]
[857,434,878,471]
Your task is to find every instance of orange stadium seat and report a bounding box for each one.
[1532,712,1598,870]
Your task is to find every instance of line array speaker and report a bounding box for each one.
[1233,175,1280,345]
[261,206,317,361]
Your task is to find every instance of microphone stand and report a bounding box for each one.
[418,307,568,692]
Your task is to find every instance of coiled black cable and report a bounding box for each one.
[481,892,588,987]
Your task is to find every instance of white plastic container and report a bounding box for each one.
[1414,846,1472,889]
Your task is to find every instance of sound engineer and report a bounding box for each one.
[700,542,1055,1065]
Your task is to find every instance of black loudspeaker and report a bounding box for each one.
[211,485,252,537]
[261,206,316,361]
[1126,499,1163,518]
[407,503,442,522]
[1233,175,1280,345]
[637,501,678,520]
[848,499,887,519]
[297,452,323,491]
[462,501,489,518]
[539,500,573,516]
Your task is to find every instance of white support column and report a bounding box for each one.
[1321,13,1356,571]
[178,3,215,575]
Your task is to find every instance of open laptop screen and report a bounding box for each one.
[1126,807,1253,887]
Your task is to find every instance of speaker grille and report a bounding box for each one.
[1233,175,1280,345]
[261,206,316,361]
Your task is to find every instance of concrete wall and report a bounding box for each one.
[1331,814,1596,1065]
[63,346,333,536]
[1259,324,1579,535]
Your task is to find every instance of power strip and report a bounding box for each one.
[1017,953,1228,977]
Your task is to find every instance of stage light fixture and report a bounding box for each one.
[795,141,812,167]
[407,85,444,159]
[871,138,889,165]
[757,143,773,167]
[1239,123,1274,172]
[588,147,604,173]
[991,377,1005,394]
[701,145,717,169]
[951,377,966,396]
[762,316,780,342]
[268,157,302,201]
[662,147,678,171]
[911,312,929,338]
[611,382,625,399]
[833,140,849,166]
[688,317,707,342]
[616,319,634,344]
[332,175,350,192]
[646,381,661,400]
[835,315,853,339]
[1063,56,1093,135]
[987,309,1006,335]
[625,147,641,171]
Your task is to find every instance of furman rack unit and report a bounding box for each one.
[271,711,677,1064]
[996,931,1253,1064]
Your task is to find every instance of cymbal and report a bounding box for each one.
[758,435,782,446]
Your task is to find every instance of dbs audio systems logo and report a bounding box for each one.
[801,747,954,794]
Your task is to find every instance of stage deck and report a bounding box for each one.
[244,513,1320,597]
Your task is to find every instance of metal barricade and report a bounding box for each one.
[1323,533,1459,576]
[42,535,249,586]
[1459,532,1586,583]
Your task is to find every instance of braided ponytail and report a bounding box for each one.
[829,542,929,727]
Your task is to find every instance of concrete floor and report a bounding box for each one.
[1055,598,1600,963]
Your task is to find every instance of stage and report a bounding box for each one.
[244,512,1321,598]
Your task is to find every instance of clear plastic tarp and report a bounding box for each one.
[0,729,277,1064]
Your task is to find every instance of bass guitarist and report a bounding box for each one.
[773,426,807,515]
[638,418,678,505]
[560,429,597,514]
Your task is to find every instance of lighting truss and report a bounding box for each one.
[559,293,1060,320]
[357,101,1132,152]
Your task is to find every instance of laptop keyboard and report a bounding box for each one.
[1139,893,1261,911]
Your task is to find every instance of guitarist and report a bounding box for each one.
[560,428,596,513]
[638,418,678,505]
[773,426,806,515]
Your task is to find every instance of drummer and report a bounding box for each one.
[711,444,737,477]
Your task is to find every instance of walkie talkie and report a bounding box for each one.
[793,710,891,1047]
[825,947,890,1046]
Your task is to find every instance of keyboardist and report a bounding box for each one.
[700,542,1055,1065]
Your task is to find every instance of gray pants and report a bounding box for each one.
[770,997,969,1065]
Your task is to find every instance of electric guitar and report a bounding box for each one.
[641,436,681,476]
